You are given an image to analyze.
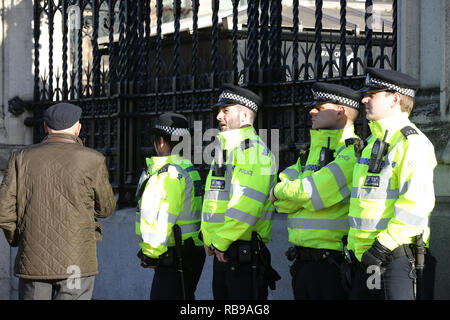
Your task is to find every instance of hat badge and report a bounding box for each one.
[365,74,371,86]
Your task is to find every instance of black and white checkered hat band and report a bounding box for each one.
[312,90,360,109]
[155,124,190,136]
[219,91,258,112]
[365,75,416,98]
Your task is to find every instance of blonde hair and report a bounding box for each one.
[385,91,414,115]
[399,95,414,115]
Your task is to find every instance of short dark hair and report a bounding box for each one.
[152,132,180,153]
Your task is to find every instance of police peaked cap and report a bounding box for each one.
[150,112,190,136]
[44,102,82,130]
[212,84,263,113]
[361,67,419,98]
[309,82,362,110]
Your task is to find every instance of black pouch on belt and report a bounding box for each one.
[227,241,252,264]
[158,248,175,267]
[238,244,252,264]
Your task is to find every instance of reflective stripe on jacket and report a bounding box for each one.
[201,126,276,252]
[274,126,359,251]
[348,113,437,261]
[136,154,202,259]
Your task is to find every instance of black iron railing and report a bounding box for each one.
[29,0,397,207]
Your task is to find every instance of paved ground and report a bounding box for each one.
[91,207,293,300]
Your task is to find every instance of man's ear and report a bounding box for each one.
[393,92,402,106]
[43,122,49,133]
[336,105,346,120]
[240,107,252,124]
[75,122,82,137]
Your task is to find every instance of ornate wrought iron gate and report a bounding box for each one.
[29,0,397,207]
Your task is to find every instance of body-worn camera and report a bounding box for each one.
[368,130,390,173]
[319,137,335,169]
[213,149,227,177]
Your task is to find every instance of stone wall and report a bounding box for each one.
[411,89,450,299]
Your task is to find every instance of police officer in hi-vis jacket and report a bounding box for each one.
[201,84,280,300]
[136,113,205,300]
[270,82,362,299]
[348,68,437,300]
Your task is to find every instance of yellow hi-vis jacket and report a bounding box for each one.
[136,154,203,259]
[273,126,359,251]
[201,125,277,252]
[348,113,437,261]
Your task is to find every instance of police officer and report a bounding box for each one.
[201,84,280,300]
[348,68,437,300]
[136,113,205,300]
[270,83,362,299]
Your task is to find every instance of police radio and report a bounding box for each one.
[368,130,390,174]
[319,137,335,169]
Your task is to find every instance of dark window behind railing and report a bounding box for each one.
[30,0,397,207]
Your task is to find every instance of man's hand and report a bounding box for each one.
[204,243,215,256]
[269,186,277,204]
[137,249,159,269]
[210,243,228,263]
[215,250,228,263]
[361,238,392,274]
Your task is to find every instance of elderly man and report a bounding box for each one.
[0,102,116,300]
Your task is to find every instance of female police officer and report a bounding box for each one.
[136,113,205,300]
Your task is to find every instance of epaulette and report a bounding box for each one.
[240,139,254,150]
[345,138,359,147]
[400,126,418,138]
[158,164,170,175]
[345,137,367,158]
[158,164,183,179]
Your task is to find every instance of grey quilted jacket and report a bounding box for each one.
[0,133,116,280]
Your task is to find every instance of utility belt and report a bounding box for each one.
[392,243,415,261]
[138,237,196,268]
[159,237,196,267]
[340,236,427,298]
[347,243,417,271]
[225,233,281,290]
[291,246,344,263]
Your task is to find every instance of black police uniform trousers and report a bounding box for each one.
[349,250,437,300]
[212,255,268,300]
[291,255,347,300]
[349,256,415,300]
[150,245,206,300]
